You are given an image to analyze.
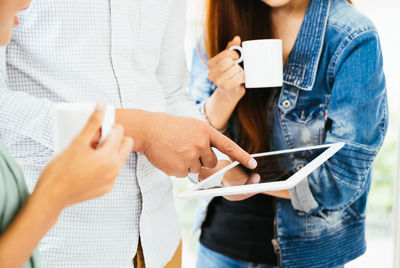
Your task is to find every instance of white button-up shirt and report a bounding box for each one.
[0,0,199,267]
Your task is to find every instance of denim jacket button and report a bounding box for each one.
[282,100,291,108]
[296,164,305,171]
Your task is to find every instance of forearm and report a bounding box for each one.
[116,109,154,153]
[0,189,62,268]
[205,87,244,130]
[263,190,291,199]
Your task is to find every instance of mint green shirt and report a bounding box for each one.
[0,142,40,267]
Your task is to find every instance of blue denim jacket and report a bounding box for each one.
[188,0,388,267]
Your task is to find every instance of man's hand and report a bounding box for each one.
[116,109,257,178]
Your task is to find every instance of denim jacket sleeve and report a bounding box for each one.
[291,30,388,213]
[188,40,215,105]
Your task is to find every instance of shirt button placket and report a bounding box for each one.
[110,0,132,108]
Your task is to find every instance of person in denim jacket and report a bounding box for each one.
[189,0,388,267]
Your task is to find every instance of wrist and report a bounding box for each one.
[205,87,244,130]
[115,109,150,153]
[205,100,225,130]
[216,85,245,103]
[30,183,64,219]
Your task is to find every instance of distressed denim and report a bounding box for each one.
[189,0,388,267]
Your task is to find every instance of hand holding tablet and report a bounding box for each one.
[180,143,345,199]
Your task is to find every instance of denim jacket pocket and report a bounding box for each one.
[305,207,362,234]
[279,101,327,148]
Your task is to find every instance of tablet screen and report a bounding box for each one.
[198,147,327,190]
[240,147,326,183]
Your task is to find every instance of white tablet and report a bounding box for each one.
[179,142,344,198]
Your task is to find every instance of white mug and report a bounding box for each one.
[54,103,115,153]
[230,39,283,88]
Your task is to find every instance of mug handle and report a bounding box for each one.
[229,46,243,64]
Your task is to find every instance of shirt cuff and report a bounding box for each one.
[289,177,319,214]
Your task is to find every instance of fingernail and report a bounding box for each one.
[250,174,260,183]
[95,99,106,111]
[248,158,257,169]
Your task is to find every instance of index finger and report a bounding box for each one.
[208,50,239,67]
[209,128,257,169]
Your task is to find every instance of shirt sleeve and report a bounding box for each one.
[0,47,55,154]
[155,0,202,120]
[289,30,388,213]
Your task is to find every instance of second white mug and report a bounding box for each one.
[230,39,283,88]
[54,103,115,153]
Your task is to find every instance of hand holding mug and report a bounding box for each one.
[229,39,283,88]
[207,36,246,101]
[34,100,133,209]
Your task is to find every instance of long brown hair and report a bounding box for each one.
[204,0,352,153]
[205,0,273,153]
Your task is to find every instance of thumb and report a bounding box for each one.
[77,99,106,144]
[246,173,261,185]
[226,36,241,49]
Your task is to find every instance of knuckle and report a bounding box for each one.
[232,75,241,84]
[224,141,236,153]
[232,51,240,60]
[201,138,210,151]
[234,64,242,73]
[224,81,234,90]
[219,58,230,68]
[200,122,211,135]
[189,150,199,161]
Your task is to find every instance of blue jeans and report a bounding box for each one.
[196,243,277,268]
[196,243,345,268]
